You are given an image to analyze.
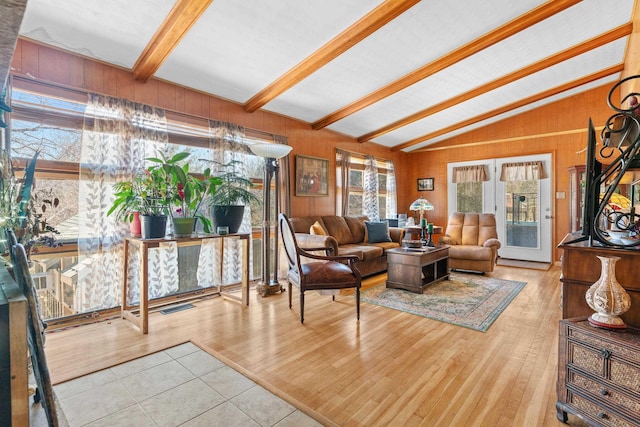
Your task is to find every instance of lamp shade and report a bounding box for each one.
[250,143,292,159]
[410,197,434,211]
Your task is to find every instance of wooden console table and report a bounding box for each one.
[122,233,250,334]
[386,246,449,293]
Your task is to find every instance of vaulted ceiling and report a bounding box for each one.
[17,0,637,151]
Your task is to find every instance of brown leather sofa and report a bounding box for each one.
[438,212,501,273]
[287,215,405,277]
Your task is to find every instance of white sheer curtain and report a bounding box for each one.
[198,120,255,286]
[336,149,351,216]
[78,94,177,311]
[363,155,380,221]
[385,159,397,218]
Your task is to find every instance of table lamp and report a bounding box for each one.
[410,197,435,246]
[249,143,293,297]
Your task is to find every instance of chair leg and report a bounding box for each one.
[288,282,292,309]
[356,287,360,321]
[300,291,305,324]
[332,295,335,301]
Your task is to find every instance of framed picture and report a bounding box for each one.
[417,177,434,191]
[296,155,329,196]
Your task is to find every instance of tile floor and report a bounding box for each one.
[30,342,323,427]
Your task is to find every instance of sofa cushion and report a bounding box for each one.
[365,221,392,243]
[310,221,327,235]
[290,216,325,234]
[366,241,400,252]
[343,215,368,243]
[339,244,383,261]
[322,216,355,245]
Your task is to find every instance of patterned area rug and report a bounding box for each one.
[361,273,526,332]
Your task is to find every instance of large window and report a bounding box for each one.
[337,150,396,220]
[8,79,273,322]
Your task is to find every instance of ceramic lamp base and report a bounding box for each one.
[588,313,627,329]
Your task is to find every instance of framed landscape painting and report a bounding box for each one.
[296,155,329,196]
[418,177,434,191]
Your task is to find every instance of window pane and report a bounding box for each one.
[378,174,387,192]
[505,179,539,248]
[378,196,387,219]
[456,182,483,213]
[348,194,363,216]
[349,170,362,188]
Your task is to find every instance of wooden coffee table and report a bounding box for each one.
[386,246,449,293]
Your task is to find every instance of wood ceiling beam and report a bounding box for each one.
[359,23,632,143]
[312,0,581,130]
[392,63,624,152]
[132,0,213,82]
[243,0,419,113]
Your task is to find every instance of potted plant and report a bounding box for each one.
[157,154,221,236]
[205,160,259,234]
[107,154,175,239]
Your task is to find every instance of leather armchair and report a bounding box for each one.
[438,212,501,273]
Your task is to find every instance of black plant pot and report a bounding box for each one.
[139,214,168,239]
[211,205,245,234]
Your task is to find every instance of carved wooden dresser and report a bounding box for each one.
[557,318,640,426]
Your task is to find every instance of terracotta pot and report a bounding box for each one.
[129,212,142,237]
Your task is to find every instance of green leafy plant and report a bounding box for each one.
[204,160,259,208]
[108,151,222,233]
[1,150,61,259]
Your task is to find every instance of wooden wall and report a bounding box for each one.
[10,39,621,260]
[406,83,619,261]
[9,39,411,218]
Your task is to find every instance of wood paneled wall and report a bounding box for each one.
[10,39,620,260]
[407,83,619,261]
[9,39,410,218]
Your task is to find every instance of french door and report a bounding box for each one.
[447,154,552,263]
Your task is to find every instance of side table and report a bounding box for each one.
[386,246,449,293]
[122,233,250,334]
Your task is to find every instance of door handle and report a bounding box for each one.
[545,215,552,219]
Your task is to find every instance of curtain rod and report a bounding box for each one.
[337,147,391,163]
[11,74,286,141]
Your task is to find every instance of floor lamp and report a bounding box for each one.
[249,143,293,297]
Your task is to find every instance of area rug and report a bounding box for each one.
[360,273,526,332]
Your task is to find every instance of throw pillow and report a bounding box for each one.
[365,221,392,243]
[310,221,326,236]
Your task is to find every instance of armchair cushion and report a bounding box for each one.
[439,212,501,273]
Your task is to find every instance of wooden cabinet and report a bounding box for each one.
[558,234,640,328]
[557,318,640,426]
[568,165,586,233]
[0,267,29,427]
[386,246,449,293]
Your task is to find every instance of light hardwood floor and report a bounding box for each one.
[43,265,580,426]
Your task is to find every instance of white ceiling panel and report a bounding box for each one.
[15,0,637,152]
[265,0,545,122]
[156,0,384,103]
[375,39,627,148]
[19,0,176,68]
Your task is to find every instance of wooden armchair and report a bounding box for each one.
[279,213,362,324]
[438,212,501,273]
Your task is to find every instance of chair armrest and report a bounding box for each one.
[298,248,359,264]
[438,235,454,245]
[483,238,501,249]
[295,233,338,255]
[389,227,405,243]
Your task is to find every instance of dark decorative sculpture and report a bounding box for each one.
[586,75,640,247]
